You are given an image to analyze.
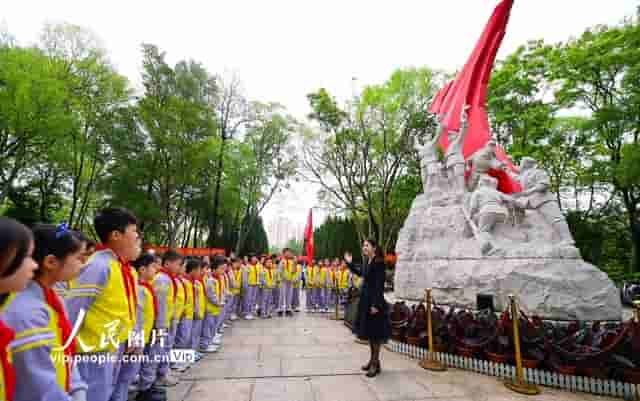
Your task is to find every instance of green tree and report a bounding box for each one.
[303,68,439,253]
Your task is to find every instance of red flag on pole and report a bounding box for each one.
[304,210,314,264]
[429,0,521,193]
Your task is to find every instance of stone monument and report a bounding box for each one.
[395,126,622,321]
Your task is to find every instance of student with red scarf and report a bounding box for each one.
[128,253,159,395]
[0,217,39,401]
[65,208,141,401]
[1,223,88,401]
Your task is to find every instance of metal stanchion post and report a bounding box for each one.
[419,288,447,371]
[504,294,540,395]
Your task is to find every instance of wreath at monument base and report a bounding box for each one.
[389,301,640,383]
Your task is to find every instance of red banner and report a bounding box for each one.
[143,246,226,257]
[429,0,521,193]
[303,209,314,263]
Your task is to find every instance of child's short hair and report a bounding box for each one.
[0,217,34,278]
[132,253,156,270]
[94,208,137,243]
[32,224,83,269]
[212,256,226,269]
[162,249,182,265]
[186,258,202,273]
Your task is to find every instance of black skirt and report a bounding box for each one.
[352,298,391,343]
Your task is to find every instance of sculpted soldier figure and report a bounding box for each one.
[468,140,504,192]
[515,157,575,246]
[468,175,515,254]
[444,111,469,193]
[415,116,444,192]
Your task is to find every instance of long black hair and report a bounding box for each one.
[0,217,33,278]
[365,238,384,263]
[32,224,83,274]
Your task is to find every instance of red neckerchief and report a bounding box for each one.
[95,245,137,323]
[188,276,198,305]
[176,275,187,303]
[138,280,158,319]
[0,319,15,401]
[158,268,178,304]
[36,282,75,392]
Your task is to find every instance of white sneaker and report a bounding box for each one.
[212,337,222,345]
[204,345,219,353]
[245,314,254,320]
[173,363,189,373]
[230,313,238,321]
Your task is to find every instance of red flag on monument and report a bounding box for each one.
[304,209,314,264]
[429,0,521,193]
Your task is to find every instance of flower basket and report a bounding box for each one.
[407,336,420,346]
[457,346,474,358]
[554,365,577,375]
[522,358,540,369]
[623,368,640,384]
[485,351,509,364]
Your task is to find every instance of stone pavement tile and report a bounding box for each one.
[361,371,433,401]
[230,335,280,346]
[184,379,254,401]
[209,344,260,360]
[228,358,282,378]
[282,357,362,376]
[275,333,319,346]
[310,374,380,401]
[262,344,349,359]
[181,359,233,380]
[408,371,472,399]
[252,377,315,401]
[165,380,194,401]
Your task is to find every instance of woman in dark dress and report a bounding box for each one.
[344,238,391,378]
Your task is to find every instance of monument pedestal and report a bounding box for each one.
[394,193,622,321]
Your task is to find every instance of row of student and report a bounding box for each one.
[230,252,361,318]
[0,209,245,401]
[0,209,365,401]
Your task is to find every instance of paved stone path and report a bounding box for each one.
[168,311,615,401]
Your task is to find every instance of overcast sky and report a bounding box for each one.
[3,0,637,242]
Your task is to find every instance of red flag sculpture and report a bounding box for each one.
[430,0,521,193]
[304,209,314,264]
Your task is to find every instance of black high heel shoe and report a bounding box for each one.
[366,362,380,378]
[361,361,372,371]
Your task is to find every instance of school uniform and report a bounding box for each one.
[291,264,303,311]
[174,276,193,350]
[151,269,176,382]
[305,265,318,311]
[110,268,144,401]
[0,319,16,401]
[258,268,277,318]
[65,249,137,401]
[134,280,158,392]
[172,275,186,347]
[278,259,299,313]
[271,269,281,311]
[337,268,351,307]
[191,278,205,351]
[220,272,232,328]
[318,266,331,311]
[1,281,87,401]
[200,274,222,351]
[242,265,260,318]
[229,268,243,319]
